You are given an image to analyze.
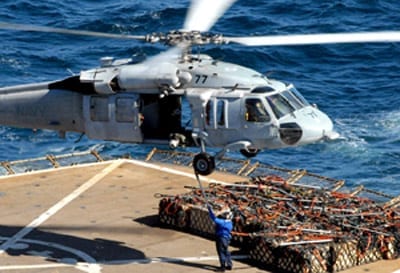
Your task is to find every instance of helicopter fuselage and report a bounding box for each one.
[0,53,338,153]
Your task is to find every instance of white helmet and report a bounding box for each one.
[219,209,233,220]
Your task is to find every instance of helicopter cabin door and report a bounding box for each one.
[204,97,241,146]
[83,94,143,142]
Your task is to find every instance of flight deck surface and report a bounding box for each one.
[0,159,399,273]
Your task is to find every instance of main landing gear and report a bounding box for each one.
[192,137,256,176]
[193,152,215,176]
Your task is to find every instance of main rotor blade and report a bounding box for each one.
[183,0,236,32]
[225,31,400,46]
[0,22,147,40]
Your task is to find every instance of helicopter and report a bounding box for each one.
[0,1,399,176]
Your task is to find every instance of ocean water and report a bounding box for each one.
[0,0,399,193]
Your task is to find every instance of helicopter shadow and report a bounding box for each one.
[0,224,239,272]
[0,225,146,266]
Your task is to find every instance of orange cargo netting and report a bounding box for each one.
[157,173,400,273]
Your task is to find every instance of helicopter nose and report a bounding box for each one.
[297,107,339,144]
[279,107,339,146]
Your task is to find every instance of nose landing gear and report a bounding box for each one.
[240,147,259,158]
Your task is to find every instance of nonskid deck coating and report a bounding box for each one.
[0,159,399,273]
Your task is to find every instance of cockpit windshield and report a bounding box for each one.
[266,87,310,119]
[289,86,310,107]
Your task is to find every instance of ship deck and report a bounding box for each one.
[0,158,399,273]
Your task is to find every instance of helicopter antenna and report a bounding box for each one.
[74,133,85,143]
[265,71,274,77]
[66,68,75,76]
[195,45,202,60]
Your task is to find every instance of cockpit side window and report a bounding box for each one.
[245,98,270,122]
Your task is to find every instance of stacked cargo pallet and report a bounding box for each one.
[158,176,400,273]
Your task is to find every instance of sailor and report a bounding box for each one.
[207,205,233,272]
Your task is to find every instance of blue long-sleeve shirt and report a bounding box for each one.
[208,207,233,240]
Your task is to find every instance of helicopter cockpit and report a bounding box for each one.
[251,85,310,119]
[243,84,335,148]
[249,84,310,120]
[265,86,310,119]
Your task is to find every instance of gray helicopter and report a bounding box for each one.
[0,0,399,175]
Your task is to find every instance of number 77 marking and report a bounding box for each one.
[195,74,208,84]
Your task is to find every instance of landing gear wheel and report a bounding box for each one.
[193,153,215,176]
[240,148,259,158]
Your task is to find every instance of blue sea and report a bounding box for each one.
[0,1,399,193]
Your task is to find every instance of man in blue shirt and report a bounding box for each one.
[208,205,233,272]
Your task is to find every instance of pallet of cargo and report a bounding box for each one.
[155,153,400,273]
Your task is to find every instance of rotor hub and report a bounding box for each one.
[145,30,224,46]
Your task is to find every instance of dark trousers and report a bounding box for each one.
[216,236,232,269]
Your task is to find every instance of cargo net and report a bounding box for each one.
[0,150,105,175]
[145,148,347,189]
[153,150,400,273]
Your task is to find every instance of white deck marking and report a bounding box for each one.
[0,255,249,271]
[103,254,249,265]
[0,235,100,272]
[0,160,123,255]
[127,159,231,185]
[0,264,73,270]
